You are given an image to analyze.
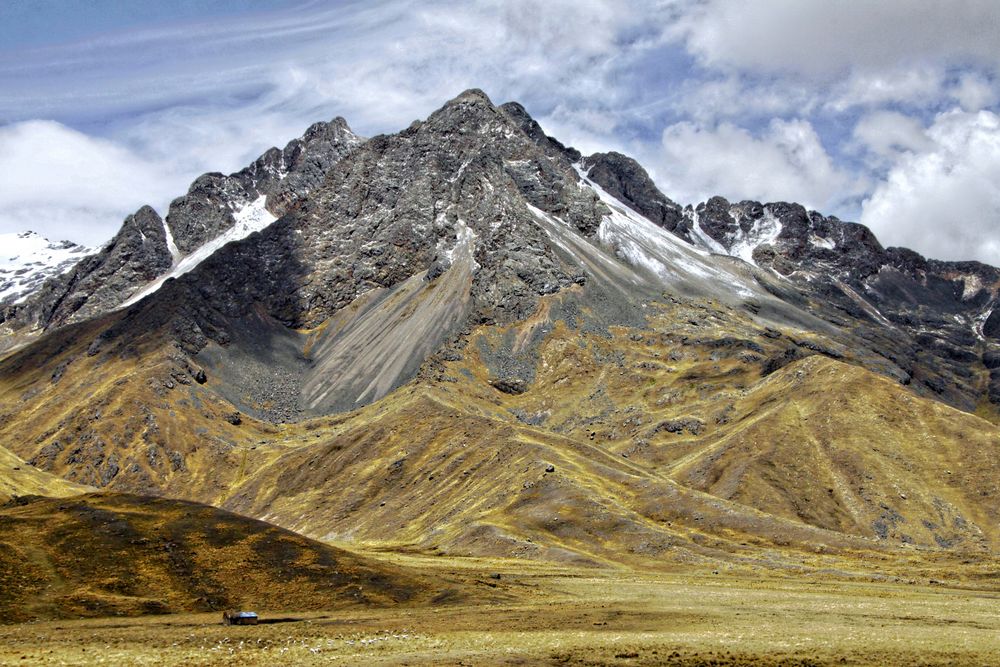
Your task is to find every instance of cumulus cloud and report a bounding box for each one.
[826,66,946,112]
[0,121,187,246]
[667,76,819,123]
[653,118,863,212]
[860,110,1000,264]
[950,72,999,111]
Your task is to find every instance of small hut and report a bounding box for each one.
[222,611,259,626]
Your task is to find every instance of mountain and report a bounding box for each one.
[1,89,999,583]
[0,232,90,306]
[578,151,1000,415]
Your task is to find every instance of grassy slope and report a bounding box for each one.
[216,297,1000,582]
[669,355,1000,550]
[0,444,91,502]
[0,312,288,502]
[0,293,998,582]
[0,493,468,623]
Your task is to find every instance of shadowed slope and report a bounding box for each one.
[0,305,295,499]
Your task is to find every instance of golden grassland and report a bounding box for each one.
[0,559,998,666]
[216,297,1000,578]
[0,446,90,503]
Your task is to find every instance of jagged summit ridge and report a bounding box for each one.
[2,116,362,335]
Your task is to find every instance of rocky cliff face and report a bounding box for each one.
[565,145,1000,413]
[582,151,686,237]
[16,206,173,331]
[165,116,361,254]
[670,195,1000,410]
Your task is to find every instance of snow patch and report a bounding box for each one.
[728,209,782,265]
[0,231,91,303]
[121,196,277,308]
[960,274,983,300]
[974,305,993,339]
[442,220,479,268]
[573,167,756,298]
[809,234,836,250]
[163,217,181,263]
[688,209,728,254]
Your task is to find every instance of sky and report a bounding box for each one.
[1,0,999,266]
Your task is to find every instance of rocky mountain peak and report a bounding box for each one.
[582,151,685,235]
[499,101,582,163]
[2,114,363,336]
[445,87,495,107]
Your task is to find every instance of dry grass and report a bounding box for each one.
[214,300,1000,580]
[0,494,472,624]
[0,563,997,665]
[0,445,90,502]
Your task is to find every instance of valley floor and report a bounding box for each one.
[2,558,998,666]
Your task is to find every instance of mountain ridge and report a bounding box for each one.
[1,89,999,581]
[3,88,999,419]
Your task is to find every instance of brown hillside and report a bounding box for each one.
[0,493,460,624]
[0,309,286,501]
[1,292,999,581]
[668,355,1000,550]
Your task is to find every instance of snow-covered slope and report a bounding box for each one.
[567,168,760,301]
[0,232,90,304]
[121,196,277,308]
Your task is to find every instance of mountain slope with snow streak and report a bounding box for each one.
[122,196,277,308]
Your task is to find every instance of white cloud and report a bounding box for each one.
[0,121,187,246]
[652,118,863,212]
[674,0,1000,79]
[851,111,933,164]
[860,110,1000,264]
[0,0,656,133]
[667,76,818,123]
[950,72,999,111]
[827,66,946,111]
